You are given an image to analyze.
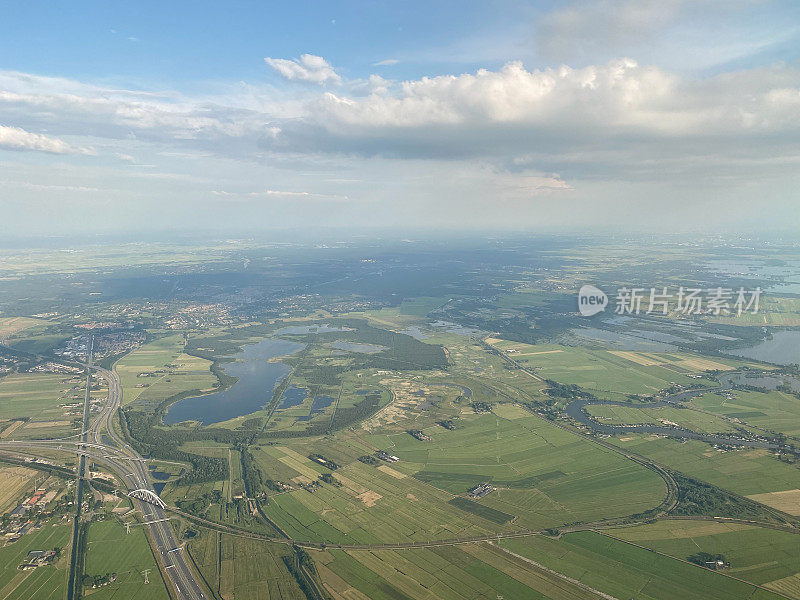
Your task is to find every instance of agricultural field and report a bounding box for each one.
[366,404,666,530]
[0,317,43,340]
[353,296,451,328]
[609,435,800,497]
[690,389,800,438]
[585,404,740,434]
[613,520,800,597]
[316,541,613,600]
[0,520,71,600]
[483,340,742,395]
[116,333,217,410]
[188,532,305,600]
[82,519,170,600]
[258,403,666,544]
[0,372,103,440]
[499,531,787,600]
[0,465,37,512]
[707,296,800,327]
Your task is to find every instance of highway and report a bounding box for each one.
[0,359,207,600]
[89,364,207,600]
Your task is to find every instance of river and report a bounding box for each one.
[564,375,786,449]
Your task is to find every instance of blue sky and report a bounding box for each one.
[1,1,799,235]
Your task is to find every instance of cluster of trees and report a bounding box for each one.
[671,473,786,523]
[82,573,116,588]
[543,380,596,401]
[240,447,265,496]
[319,473,341,486]
[358,455,380,465]
[120,405,232,484]
[283,546,325,600]
[687,552,727,568]
[309,454,340,469]
[175,489,222,516]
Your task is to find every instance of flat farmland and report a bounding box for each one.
[0,521,71,600]
[82,519,169,600]
[499,531,787,600]
[485,339,749,395]
[316,542,612,600]
[368,404,666,530]
[264,403,666,543]
[0,465,37,512]
[116,334,217,409]
[0,372,99,439]
[614,520,800,597]
[609,435,800,496]
[691,389,800,437]
[0,373,80,419]
[0,317,43,339]
[188,533,304,600]
[260,445,503,544]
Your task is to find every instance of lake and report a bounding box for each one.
[164,338,304,425]
[729,330,800,365]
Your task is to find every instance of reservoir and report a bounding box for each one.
[164,338,304,425]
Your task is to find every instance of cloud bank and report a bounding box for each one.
[0,124,95,155]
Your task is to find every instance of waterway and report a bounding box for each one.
[164,338,304,425]
[564,374,786,449]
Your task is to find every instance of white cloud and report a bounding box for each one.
[264,54,342,85]
[373,59,400,66]
[297,59,800,143]
[9,181,101,192]
[0,124,96,155]
[212,189,349,201]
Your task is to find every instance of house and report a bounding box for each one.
[467,483,495,499]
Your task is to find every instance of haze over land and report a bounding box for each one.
[2,0,800,236]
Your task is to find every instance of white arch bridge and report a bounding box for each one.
[128,489,166,509]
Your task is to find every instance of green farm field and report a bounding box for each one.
[485,339,754,395]
[614,520,800,597]
[499,530,787,600]
[82,519,170,600]
[691,389,800,438]
[0,372,105,440]
[316,542,611,600]
[188,532,304,600]
[609,435,800,496]
[116,334,217,410]
[0,373,81,419]
[0,521,71,600]
[259,403,666,544]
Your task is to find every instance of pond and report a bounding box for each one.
[296,395,336,421]
[164,338,304,425]
[277,386,308,409]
